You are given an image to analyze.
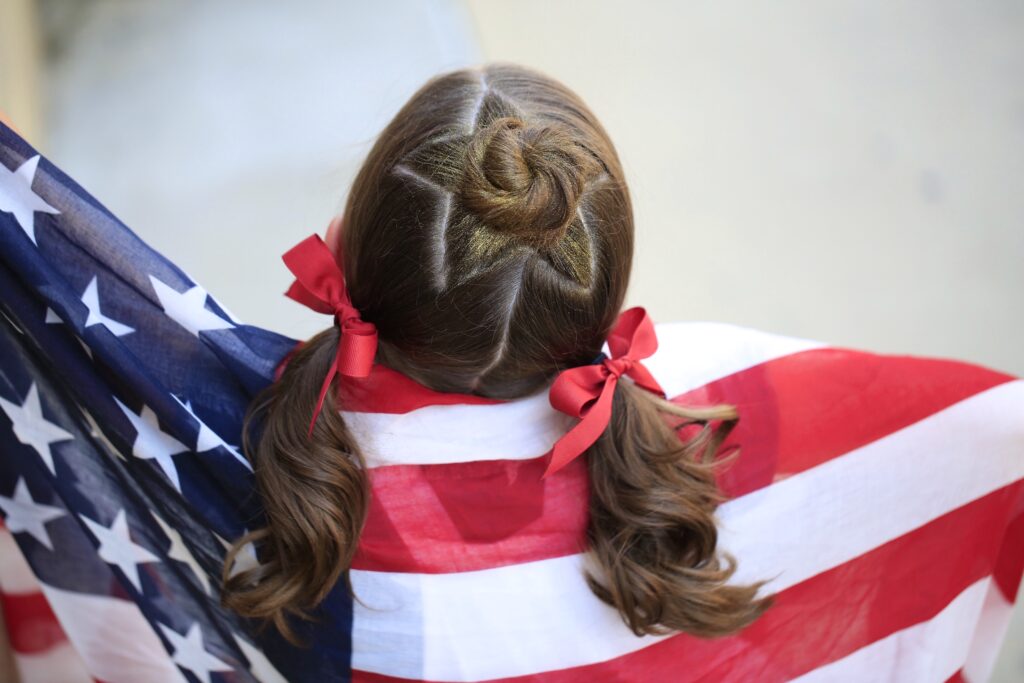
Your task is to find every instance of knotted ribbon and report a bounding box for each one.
[542,306,665,479]
[281,233,378,436]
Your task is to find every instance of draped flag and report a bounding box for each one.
[1,119,1023,683]
[0,122,352,682]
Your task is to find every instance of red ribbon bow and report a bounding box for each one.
[542,307,665,479]
[281,233,378,436]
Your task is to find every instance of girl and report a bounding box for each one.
[221,62,774,656]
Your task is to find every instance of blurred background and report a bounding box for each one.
[0,0,1021,680]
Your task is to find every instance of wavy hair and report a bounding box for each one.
[221,62,773,644]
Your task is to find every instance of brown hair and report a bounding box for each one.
[221,62,773,644]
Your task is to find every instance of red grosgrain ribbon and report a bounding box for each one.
[542,307,665,479]
[281,234,378,436]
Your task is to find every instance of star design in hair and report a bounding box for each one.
[389,89,600,292]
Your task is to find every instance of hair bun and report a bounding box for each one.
[459,116,601,247]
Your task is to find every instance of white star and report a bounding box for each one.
[44,307,62,323]
[81,276,134,336]
[151,510,211,594]
[149,275,234,337]
[0,155,59,244]
[0,478,66,550]
[115,398,190,492]
[157,621,233,683]
[0,382,74,475]
[171,395,250,470]
[233,632,287,683]
[215,531,260,580]
[79,509,160,592]
[171,264,244,326]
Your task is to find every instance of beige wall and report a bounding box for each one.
[0,0,43,146]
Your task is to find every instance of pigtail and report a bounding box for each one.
[583,379,774,637]
[220,327,370,645]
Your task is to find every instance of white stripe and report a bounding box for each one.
[0,526,42,594]
[14,641,93,683]
[792,577,990,682]
[37,583,187,683]
[644,321,826,399]
[342,389,574,468]
[350,380,1024,680]
[2,518,190,682]
[722,379,1024,591]
[351,553,656,680]
[962,581,1017,683]
[343,322,823,468]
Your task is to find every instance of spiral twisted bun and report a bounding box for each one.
[459,116,602,248]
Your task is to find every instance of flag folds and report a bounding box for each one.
[0,121,1021,683]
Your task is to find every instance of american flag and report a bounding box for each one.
[0,121,350,682]
[1,119,1022,683]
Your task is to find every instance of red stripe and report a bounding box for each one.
[351,349,1010,573]
[684,348,1014,498]
[945,670,967,683]
[338,361,500,414]
[352,454,589,572]
[993,485,1024,602]
[353,481,1021,683]
[277,340,501,413]
[0,589,68,655]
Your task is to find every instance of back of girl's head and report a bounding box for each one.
[341,63,631,396]
[222,62,772,645]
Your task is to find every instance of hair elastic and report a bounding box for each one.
[542,307,665,479]
[280,233,378,436]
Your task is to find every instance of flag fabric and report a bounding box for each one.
[1,120,1023,683]
[0,121,350,683]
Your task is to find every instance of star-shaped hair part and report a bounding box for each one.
[389,89,602,292]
